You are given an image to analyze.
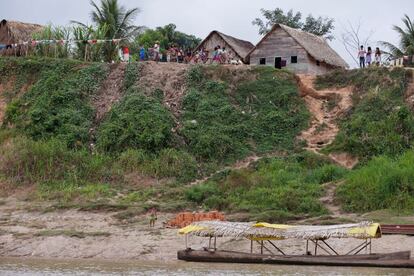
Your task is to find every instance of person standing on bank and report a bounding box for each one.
[358,45,366,68]
[366,46,372,67]
[122,45,130,62]
[375,47,382,66]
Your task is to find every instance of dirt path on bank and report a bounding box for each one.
[138,62,189,120]
[297,75,358,169]
[92,63,127,123]
[1,198,414,261]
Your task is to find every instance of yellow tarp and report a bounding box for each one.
[348,223,381,238]
[254,223,293,229]
[178,225,207,235]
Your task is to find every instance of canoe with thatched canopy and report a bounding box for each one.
[177,221,414,268]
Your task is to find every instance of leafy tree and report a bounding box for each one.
[135,24,201,50]
[380,14,414,58]
[73,0,141,61]
[252,8,335,40]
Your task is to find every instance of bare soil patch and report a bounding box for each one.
[138,62,189,119]
[92,63,127,122]
[297,74,358,169]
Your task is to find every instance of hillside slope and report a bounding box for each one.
[1,58,414,221]
[0,58,311,215]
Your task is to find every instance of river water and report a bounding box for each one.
[0,258,413,276]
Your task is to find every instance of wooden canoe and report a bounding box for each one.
[177,249,414,268]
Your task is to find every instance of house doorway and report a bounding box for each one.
[275,57,282,69]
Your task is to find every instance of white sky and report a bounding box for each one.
[1,0,413,67]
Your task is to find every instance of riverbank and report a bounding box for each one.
[1,197,414,261]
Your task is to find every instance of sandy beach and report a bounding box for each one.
[1,197,414,262]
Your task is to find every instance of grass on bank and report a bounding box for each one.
[337,150,414,213]
[316,67,414,162]
[185,152,347,222]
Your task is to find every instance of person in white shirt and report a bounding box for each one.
[358,45,366,68]
[154,41,160,62]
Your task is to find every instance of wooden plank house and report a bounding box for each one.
[248,24,348,74]
[193,30,254,64]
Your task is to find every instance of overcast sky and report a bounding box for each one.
[1,0,413,67]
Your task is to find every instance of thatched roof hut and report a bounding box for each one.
[0,19,43,56]
[248,24,348,74]
[0,19,43,44]
[194,30,254,63]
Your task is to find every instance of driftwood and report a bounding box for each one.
[178,250,414,268]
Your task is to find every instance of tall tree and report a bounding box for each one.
[135,24,201,50]
[380,14,414,58]
[252,8,335,40]
[73,0,141,61]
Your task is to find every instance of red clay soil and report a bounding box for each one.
[92,63,127,122]
[296,74,358,169]
[166,211,225,228]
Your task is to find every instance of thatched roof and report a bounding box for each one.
[194,30,254,63]
[179,221,381,240]
[249,24,348,68]
[0,19,43,44]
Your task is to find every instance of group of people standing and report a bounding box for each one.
[358,46,382,68]
[119,42,241,65]
[138,42,191,63]
[192,45,241,64]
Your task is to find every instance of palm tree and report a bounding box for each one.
[380,15,414,58]
[73,0,140,61]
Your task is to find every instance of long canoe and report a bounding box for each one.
[177,249,414,268]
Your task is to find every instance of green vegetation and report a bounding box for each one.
[252,7,335,40]
[0,58,310,212]
[181,66,309,162]
[135,23,201,52]
[338,151,414,213]
[186,153,347,222]
[4,59,108,148]
[97,93,174,153]
[317,67,414,162]
[380,14,414,58]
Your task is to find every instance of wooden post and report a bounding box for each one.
[250,240,253,253]
[314,240,318,256]
[185,234,188,249]
[209,237,212,249]
[260,241,263,255]
[214,237,217,251]
[306,239,309,255]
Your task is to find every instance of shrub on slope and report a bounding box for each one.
[316,67,414,162]
[338,151,414,212]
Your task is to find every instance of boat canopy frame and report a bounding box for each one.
[179,221,381,257]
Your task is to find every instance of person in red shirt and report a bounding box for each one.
[122,46,130,62]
